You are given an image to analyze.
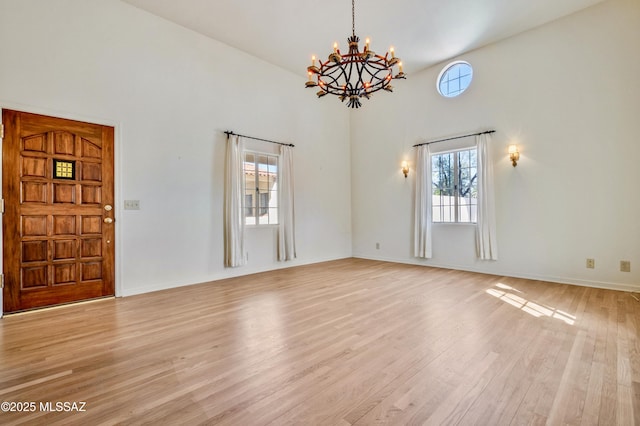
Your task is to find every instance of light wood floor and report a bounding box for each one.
[1,258,639,425]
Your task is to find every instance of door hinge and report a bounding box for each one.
[1,199,4,214]
[1,274,4,289]
[0,123,4,139]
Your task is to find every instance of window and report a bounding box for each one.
[432,148,477,223]
[437,61,473,98]
[243,152,278,225]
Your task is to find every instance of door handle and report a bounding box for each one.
[104,217,114,224]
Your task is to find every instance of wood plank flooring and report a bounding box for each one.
[1,258,639,425]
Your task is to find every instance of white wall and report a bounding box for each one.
[351,0,640,291]
[0,0,352,297]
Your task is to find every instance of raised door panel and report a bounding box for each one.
[22,134,47,153]
[21,157,47,178]
[21,182,48,204]
[22,241,48,263]
[52,132,75,156]
[21,216,48,237]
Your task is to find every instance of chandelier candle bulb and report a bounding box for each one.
[390,46,395,58]
[333,42,338,53]
[311,55,316,66]
[365,38,370,51]
[305,71,318,87]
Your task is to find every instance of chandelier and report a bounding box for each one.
[305,0,406,108]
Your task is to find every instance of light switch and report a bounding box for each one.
[124,200,140,210]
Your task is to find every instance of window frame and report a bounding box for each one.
[243,150,280,227]
[436,61,473,98]
[431,147,478,224]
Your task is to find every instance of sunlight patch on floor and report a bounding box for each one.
[487,284,576,325]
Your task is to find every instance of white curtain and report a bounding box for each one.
[224,134,246,267]
[278,145,296,261]
[414,144,433,258]
[476,133,498,260]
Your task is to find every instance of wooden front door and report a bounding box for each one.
[2,110,115,313]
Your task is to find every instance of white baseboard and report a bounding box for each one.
[114,251,640,298]
[352,253,640,293]
[120,254,352,297]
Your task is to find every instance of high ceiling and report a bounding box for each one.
[121,0,606,76]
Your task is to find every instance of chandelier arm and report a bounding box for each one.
[364,58,392,71]
[345,57,358,94]
[356,60,369,96]
[362,64,392,83]
[360,60,392,84]
[367,81,391,94]
[321,63,351,94]
[324,82,345,95]
[361,63,387,78]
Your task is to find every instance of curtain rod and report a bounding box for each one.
[224,131,294,147]
[412,130,496,148]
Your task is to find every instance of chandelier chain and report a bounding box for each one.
[352,0,355,37]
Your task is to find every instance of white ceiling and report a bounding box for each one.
[121,0,606,76]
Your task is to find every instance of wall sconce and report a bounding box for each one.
[401,161,409,178]
[508,145,520,167]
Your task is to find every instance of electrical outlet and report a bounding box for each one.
[376,242,380,250]
[620,260,631,273]
[586,258,595,269]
